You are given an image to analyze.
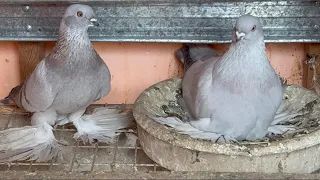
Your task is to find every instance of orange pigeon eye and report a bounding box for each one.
[77,11,83,17]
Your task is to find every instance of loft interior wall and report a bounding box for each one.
[0,41,308,104]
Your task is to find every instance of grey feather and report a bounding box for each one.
[0,4,114,162]
[175,43,218,64]
[180,44,193,73]
[152,14,300,143]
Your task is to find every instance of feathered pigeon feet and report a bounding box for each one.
[72,107,134,144]
[0,122,68,163]
[183,130,239,144]
[214,135,239,144]
[55,115,72,126]
[73,130,116,144]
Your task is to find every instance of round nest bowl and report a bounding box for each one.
[133,77,320,173]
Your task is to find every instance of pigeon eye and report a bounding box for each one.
[77,11,83,17]
[251,25,256,31]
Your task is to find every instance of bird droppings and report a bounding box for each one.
[133,77,320,172]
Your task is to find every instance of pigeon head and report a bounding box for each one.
[233,14,264,42]
[62,4,99,30]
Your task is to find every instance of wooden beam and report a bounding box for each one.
[1,171,320,180]
[304,44,320,90]
[17,42,45,83]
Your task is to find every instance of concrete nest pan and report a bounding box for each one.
[133,77,320,173]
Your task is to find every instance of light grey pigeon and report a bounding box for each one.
[0,4,134,162]
[151,14,301,143]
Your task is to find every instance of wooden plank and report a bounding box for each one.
[304,44,320,91]
[17,42,45,82]
[1,171,320,180]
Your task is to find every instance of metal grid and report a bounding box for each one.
[0,103,169,173]
[2,104,320,179]
[0,1,318,42]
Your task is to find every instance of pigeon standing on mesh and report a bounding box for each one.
[0,4,134,162]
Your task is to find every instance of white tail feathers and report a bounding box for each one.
[267,103,303,135]
[267,124,296,135]
[271,111,302,126]
[73,107,135,144]
[151,116,237,143]
[267,111,299,135]
[267,97,304,135]
[0,122,64,162]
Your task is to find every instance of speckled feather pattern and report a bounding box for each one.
[0,4,116,163]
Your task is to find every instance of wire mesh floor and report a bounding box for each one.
[2,104,320,179]
[0,103,169,173]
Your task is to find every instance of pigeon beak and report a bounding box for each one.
[89,18,99,27]
[235,31,246,41]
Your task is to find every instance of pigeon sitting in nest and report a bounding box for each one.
[150,14,307,144]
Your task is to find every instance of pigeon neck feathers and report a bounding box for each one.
[212,36,276,94]
[55,22,93,52]
[45,23,101,74]
[216,36,268,74]
[50,22,97,59]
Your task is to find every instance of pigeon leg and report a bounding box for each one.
[55,115,71,126]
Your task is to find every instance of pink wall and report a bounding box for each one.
[0,42,307,104]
